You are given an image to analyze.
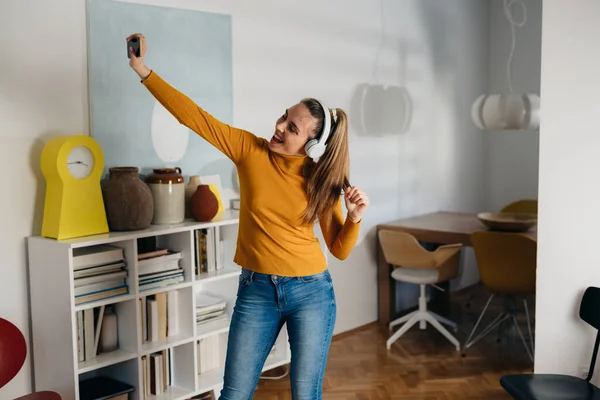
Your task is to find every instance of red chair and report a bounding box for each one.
[0,318,61,400]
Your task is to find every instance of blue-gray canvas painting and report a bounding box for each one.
[87,0,234,191]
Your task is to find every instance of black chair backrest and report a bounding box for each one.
[580,287,600,329]
[580,286,600,381]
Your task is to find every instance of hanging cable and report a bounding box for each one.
[371,0,385,83]
[503,0,527,93]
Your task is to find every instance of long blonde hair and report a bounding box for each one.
[300,98,350,225]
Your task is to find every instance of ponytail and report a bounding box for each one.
[300,98,350,226]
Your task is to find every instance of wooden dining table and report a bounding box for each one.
[377,211,537,326]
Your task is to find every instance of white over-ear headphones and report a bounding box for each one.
[305,100,335,162]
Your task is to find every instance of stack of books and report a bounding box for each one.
[195,293,228,327]
[194,229,225,275]
[72,244,129,305]
[140,291,179,343]
[141,349,172,397]
[138,249,185,291]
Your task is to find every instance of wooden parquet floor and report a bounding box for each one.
[254,290,534,399]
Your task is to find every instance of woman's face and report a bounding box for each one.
[268,102,318,156]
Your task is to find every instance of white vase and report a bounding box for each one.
[100,311,118,353]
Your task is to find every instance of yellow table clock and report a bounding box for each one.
[41,135,109,240]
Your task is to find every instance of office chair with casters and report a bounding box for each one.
[378,229,463,351]
[0,318,61,400]
[500,286,600,399]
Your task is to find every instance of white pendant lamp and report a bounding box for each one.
[471,0,540,131]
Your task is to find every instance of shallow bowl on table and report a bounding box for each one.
[477,212,537,232]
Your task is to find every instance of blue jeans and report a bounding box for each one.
[218,268,336,400]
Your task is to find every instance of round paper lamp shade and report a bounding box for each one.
[471,93,540,131]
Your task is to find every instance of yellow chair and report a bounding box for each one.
[464,231,536,361]
[378,230,463,351]
[500,199,538,215]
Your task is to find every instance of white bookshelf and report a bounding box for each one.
[27,210,291,400]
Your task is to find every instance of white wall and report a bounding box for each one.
[0,0,89,396]
[535,0,600,381]
[0,0,490,397]
[488,0,542,211]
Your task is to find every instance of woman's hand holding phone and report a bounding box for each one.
[126,33,151,80]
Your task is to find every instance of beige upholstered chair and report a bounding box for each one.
[500,199,538,215]
[378,230,463,350]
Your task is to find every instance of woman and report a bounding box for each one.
[127,33,369,400]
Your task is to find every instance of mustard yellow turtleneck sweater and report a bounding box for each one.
[142,71,360,276]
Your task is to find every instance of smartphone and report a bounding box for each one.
[127,37,140,58]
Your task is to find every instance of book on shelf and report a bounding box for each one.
[140,291,179,342]
[72,244,129,305]
[198,334,221,374]
[138,249,185,291]
[194,228,225,275]
[141,349,173,397]
[76,305,118,362]
[72,244,125,270]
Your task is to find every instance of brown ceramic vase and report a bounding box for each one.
[190,185,219,222]
[101,167,153,231]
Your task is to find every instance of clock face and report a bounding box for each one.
[67,146,95,179]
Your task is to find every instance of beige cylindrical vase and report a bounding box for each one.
[145,167,185,224]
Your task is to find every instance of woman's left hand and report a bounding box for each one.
[344,186,369,223]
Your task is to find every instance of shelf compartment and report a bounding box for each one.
[76,298,138,373]
[196,330,228,394]
[137,231,194,295]
[141,341,195,399]
[72,239,135,308]
[139,286,194,354]
[79,358,139,400]
[194,277,238,338]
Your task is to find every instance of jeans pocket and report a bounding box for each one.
[238,268,253,287]
[299,270,330,283]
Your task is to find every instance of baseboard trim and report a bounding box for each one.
[332,321,378,342]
